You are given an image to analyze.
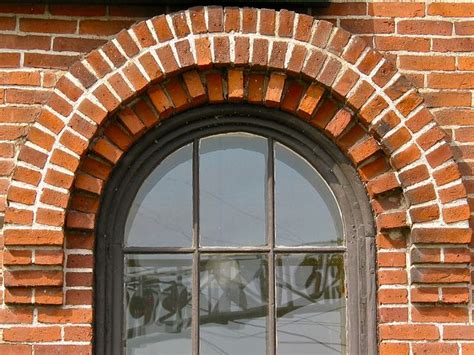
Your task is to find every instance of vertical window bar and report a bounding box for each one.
[267,138,276,355]
[192,139,200,355]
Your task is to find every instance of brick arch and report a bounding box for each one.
[2,5,470,320]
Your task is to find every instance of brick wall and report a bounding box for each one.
[0,2,473,354]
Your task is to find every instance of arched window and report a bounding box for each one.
[95,105,376,354]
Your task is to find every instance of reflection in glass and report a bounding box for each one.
[200,134,268,246]
[200,254,268,354]
[275,143,343,246]
[124,254,192,355]
[125,144,193,247]
[276,253,345,355]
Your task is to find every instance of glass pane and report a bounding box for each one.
[275,143,343,246]
[276,253,346,355]
[124,254,192,355]
[125,143,193,247]
[200,254,268,354]
[200,134,267,246]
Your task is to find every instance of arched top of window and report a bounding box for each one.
[125,132,343,249]
[95,104,376,355]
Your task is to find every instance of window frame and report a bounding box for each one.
[95,104,377,354]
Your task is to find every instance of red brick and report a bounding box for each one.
[93,138,123,164]
[67,211,95,230]
[3,249,32,265]
[247,74,265,104]
[428,3,474,17]
[390,144,421,170]
[400,55,455,71]
[378,269,407,285]
[378,288,407,304]
[443,204,470,223]
[133,99,160,127]
[297,83,325,119]
[410,204,440,223]
[0,34,51,50]
[5,270,63,287]
[434,163,461,186]
[4,326,61,342]
[38,308,92,324]
[268,41,287,70]
[456,21,474,35]
[413,343,458,355]
[251,38,269,68]
[380,343,409,355]
[224,7,240,32]
[348,137,380,164]
[138,52,162,83]
[444,325,474,340]
[151,15,173,42]
[348,81,375,110]
[302,50,326,79]
[165,78,190,111]
[411,267,470,283]
[234,37,250,65]
[79,19,132,36]
[317,57,341,87]
[36,250,64,265]
[412,228,471,244]
[242,8,257,33]
[278,9,295,38]
[341,19,394,35]
[156,45,179,74]
[325,108,352,138]
[281,82,305,113]
[343,38,367,67]
[206,72,224,103]
[265,72,285,108]
[412,306,468,323]
[182,71,207,104]
[228,69,244,102]
[20,18,77,34]
[369,3,424,17]
[375,36,430,52]
[380,324,439,341]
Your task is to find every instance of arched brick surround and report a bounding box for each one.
[2,6,472,350]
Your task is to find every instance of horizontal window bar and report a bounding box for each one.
[124,246,346,254]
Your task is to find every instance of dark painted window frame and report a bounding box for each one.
[95,104,377,354]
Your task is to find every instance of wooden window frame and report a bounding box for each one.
[95,104,377,354]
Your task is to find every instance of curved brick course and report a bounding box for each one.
[1,6,472,353]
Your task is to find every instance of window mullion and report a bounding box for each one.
[267,138,276,355]
[192,139,200,355]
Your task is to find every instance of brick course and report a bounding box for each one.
[0,3,473,354]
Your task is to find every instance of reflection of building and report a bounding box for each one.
[125,254,346,353]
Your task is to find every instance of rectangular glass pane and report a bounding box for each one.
[200,254,268,354]
[199,133,268,246]
[124,254,192,355]
[276,253,346,354]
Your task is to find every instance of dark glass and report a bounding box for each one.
[276,253,346,354]
[124,254,192,354]
[274,143,343,246]
[200,134,268,246]
[125,144,193,247]
[199,254,268,354]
